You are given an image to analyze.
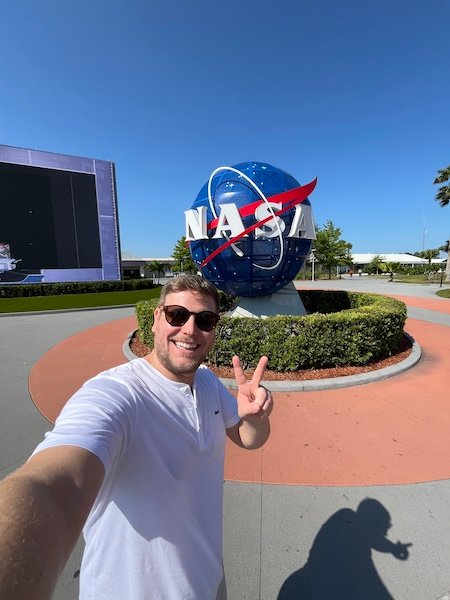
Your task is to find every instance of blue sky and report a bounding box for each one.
[1,0,449,258]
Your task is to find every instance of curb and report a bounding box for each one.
[123,331,421,392]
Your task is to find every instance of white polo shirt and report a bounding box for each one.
[33,358,240,599]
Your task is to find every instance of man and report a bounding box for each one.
[0,274,272,599]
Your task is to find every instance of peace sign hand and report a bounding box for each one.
[232,355,273,421]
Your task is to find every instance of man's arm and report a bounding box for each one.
[0,445,104,600]
[226,355,273,450]
[372,537,412,560]
[226,410,271,449]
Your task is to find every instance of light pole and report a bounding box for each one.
[310,249,316,281]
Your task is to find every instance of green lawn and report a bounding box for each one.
[1,279,448,312]
[437,288,450,299]
[0,288,161,313]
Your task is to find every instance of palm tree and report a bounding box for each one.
[438,240,449,281]
[433,166,450,281]
[434,166,450,207]
[414,249,440,265]
[146,261,165,284]
[384,262,399,280]
[367,254,385,275]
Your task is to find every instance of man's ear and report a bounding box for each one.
[152,307,161,333]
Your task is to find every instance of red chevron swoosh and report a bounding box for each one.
[200,178,317,268]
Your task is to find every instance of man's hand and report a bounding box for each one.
[392,541,412,560]
[226,355,273,450]
[233,355,273,421]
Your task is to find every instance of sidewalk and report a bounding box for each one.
[4,281,450,599]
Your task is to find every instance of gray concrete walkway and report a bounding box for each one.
[295,274,450,299]
[223,278,450,600]
[0,308,135,600]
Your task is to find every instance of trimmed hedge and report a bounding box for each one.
[0,278,156,298]
[135,299,159,347]
[135,290,407,371]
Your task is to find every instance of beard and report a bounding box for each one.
[152,336,211,379]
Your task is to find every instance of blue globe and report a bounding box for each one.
[189,162,314,297]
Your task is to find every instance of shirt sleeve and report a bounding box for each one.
[32,373,136,474]
[215,375,240,429]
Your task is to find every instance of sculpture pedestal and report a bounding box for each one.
[227,281,306,318]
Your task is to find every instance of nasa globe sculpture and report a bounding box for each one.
[185,162,317,315]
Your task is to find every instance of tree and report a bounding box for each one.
[146,261,166,284]
[413,249,440,265]
[171,237,196,273]
[367,255,385,275]
[434,166,450,207]
[439,240,449,253]
[433,166,450,281]
[313,221,353,279]
[384,262,400,281]
[438,240,449,280]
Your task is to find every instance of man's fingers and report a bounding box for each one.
[233,355,270,412]
[259,389,273,413]
[250,387,273,415]
[233,355,269,386]
[251,356,269,388]
[232,355,247,386]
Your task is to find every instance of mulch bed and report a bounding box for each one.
[129,332,413,381]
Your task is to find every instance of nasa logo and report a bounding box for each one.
[186,162,317,297]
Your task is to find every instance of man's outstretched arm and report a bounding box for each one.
[0,445,104,600]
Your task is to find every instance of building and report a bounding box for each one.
[351,253,446,270]
[121,257,175,279]
[121,252,447,280]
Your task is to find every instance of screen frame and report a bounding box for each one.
[0,143,121,283]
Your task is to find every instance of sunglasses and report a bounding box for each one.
[162,305,220,332]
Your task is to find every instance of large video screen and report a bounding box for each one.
[0,162,101,269]
[0,144,121,283]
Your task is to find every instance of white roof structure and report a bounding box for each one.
[120,254,446,269]
[351,253,446,265]
[121,257,174,264]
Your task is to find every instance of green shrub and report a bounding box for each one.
[135,290,406,371]
[0,278,156,298]
[135,299,159,347]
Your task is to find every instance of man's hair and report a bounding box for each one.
[158,274,219,311]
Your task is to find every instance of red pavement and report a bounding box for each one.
[28,296,450,487]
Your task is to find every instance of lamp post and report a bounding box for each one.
[310,249,316,281]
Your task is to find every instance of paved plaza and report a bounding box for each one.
[1,277,450,599]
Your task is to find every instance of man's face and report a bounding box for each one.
[149,290,217,384]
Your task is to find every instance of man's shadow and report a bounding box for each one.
[278,498,412,600]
